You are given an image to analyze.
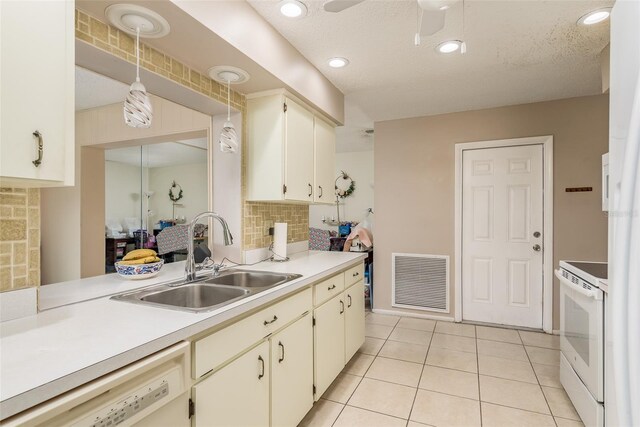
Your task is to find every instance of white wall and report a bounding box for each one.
[309,150,374,230]
[148,162,208,224]
[212,113,243,262]
[105,161,147,229]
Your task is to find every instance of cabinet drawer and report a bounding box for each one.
[193,287,312,379]
[344,263,364,287]
[314,274,345,306]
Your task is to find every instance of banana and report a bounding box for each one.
[117,256,161,266]
[122,249,157,261]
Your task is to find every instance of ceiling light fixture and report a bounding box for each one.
[278,0,307,18]
[106,5,170,128]
[436,40,462,54]
[328,57,349,68]
[577,8,612,26]
[208,66,251,154]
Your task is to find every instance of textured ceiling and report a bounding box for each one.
[75,66,130,111]
[248,0,613,125]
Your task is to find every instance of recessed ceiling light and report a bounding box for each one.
[439,5,450,10]
[436,40,462,54]
[577,8,611,26]
[278,0,307,18]
[328,57,349,68]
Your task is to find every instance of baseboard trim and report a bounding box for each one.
[372,308,455,322]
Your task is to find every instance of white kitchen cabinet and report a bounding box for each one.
[0,0,75,187]
[271,314,314,427]
[246,91,335,203]
[314,117,336,204]
[313,292,346,399]
[192,341,270,427]
[345,281,366,362]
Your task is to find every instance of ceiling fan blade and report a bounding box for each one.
[419,9,446,36]
[323,0,365,13]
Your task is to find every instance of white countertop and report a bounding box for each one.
[0,251,366,420]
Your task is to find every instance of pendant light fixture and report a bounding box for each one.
[124,26,153,128]
[208,66,251,154]
[220,74,239,153]
[105,4,170,128]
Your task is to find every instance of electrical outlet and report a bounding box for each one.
[268,227,274,236]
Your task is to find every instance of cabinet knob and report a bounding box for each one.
[32,130,43,167]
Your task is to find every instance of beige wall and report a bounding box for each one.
[374,94,609,329]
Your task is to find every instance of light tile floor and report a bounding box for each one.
[300,313,583,427]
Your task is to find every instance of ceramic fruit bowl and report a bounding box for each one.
[115,259,164,280]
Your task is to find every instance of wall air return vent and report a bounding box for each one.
[392,253,449,313]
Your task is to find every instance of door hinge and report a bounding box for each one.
[313,384,317,395]
[283,184,287,194]
[312,316,316,326]
[284,102,288,113]
[188,398,195,419]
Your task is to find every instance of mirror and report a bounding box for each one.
[104,139,208,271]
[40,66,241,286]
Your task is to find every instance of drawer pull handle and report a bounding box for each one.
[353,272,360,277]
[263,315,278,326]
[278,341,285,363]
[328,284,336,291]
[32,130,43,167]
[340,300,345,314]
[258,355,265,379]
[348,294,352,308]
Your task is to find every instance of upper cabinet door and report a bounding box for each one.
[284,97,314,202]
[314,118,336,204]
[0,0,74,186]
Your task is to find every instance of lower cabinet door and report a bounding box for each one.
[271,314,314,427]
[345,281,365,361]
[313,293,346,399]
[192,341,270,427]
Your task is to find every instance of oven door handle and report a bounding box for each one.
[555,269,602,300]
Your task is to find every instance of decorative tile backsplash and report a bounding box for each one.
[0,188,40,292]
[76,10,310,251]
[243,202,309,250]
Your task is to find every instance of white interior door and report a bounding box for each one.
[462,144,544,328]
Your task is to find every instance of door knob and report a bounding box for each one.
[533,244,541,252]
[533,231,541,238]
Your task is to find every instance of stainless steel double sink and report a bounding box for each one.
[111,270,302,313]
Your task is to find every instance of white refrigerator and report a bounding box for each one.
[607,1,640,426]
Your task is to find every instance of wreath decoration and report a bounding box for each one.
[169,181,183,202]
[335,171,355,199]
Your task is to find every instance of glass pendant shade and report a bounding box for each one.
[219,120,238,153]
[124,81,153,128]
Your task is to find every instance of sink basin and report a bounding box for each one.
[140,284,249,310]
[203,270,302,288]
[112,269,302,313]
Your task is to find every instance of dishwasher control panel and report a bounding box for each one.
[73,373,177,427]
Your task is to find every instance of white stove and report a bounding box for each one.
[556,260,606,427]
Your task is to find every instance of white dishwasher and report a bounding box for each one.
[3,342,191,427]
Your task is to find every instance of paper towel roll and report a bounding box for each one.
[273,222,288,261]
